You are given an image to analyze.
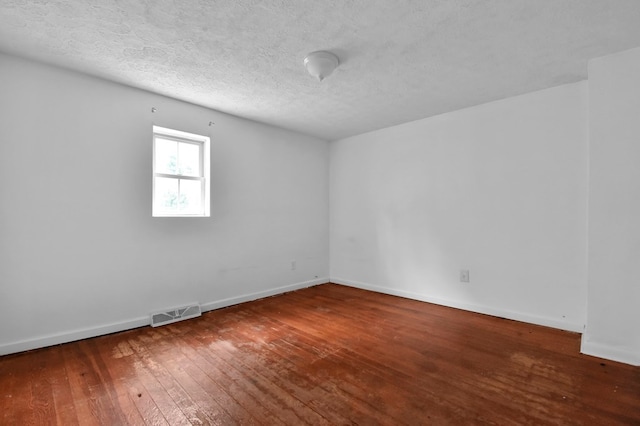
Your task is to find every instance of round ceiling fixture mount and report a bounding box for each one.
[304,51,339,81]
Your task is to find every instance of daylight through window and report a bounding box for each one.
[152,126,210,217]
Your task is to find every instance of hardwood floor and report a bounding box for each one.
[1,284,639,425]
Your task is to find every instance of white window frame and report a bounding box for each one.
[152,125,210,217]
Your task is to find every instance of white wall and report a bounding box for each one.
[583,47,640,365]
[330,82,589,332]
[4,47,638,365]
[0,53,329,355]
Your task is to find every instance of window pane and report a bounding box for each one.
[152,125,210,217]
[154,177,179,213]
[155,138,177,174]
[179,142,201,177]
[179,179,203,214]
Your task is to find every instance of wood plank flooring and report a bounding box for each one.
[1,283,639,425]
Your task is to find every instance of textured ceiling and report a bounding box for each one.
[2,1,640,141]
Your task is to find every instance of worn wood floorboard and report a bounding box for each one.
[1,283,638,425]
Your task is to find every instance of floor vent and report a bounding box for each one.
[151,303,201,327]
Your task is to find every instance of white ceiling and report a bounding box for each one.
[2,1,640,141]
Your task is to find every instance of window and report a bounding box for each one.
[152,126,210,217]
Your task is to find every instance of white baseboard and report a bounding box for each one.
[200,277,328,312]
[0,316,150,356]
[331,277,584,333]
[0,277,329,356]
[580,337,640,366]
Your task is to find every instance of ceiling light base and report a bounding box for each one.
[304,51,339,81]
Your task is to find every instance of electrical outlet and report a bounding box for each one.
[460,269,470,283]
